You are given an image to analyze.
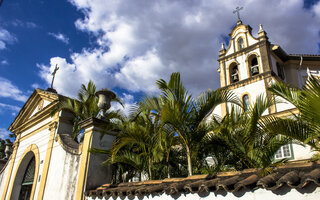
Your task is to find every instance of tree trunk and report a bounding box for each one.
[148,157,153,180]
[166,160,171,179]
[186,145,193,176]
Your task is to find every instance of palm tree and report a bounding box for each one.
[139,72,237,176]
[268,76,320,150]
[207,95,291,172]
[109,110,163,180]
[52,80,122,141]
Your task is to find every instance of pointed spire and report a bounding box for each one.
[258,24,268,41]
[219,42,226,56]
[258,24,264,33]
[221,42,225,50]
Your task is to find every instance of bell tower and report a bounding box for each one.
[218,20,276,115]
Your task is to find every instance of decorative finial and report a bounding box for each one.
[233,6,243,25]
[50,64,59,89]
[221,42,225,50]
[95,89,116,121]
[258,24,264,33]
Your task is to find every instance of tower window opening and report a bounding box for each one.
[250,57,259,75]
[242,94,250,111]
[231,65,239,83]
[276,62,285,80]
[238,37,244,50]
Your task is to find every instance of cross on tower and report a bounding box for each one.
[50,64,59,89]
[233,6,243,23]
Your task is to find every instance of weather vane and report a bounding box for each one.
[233,6,243,23]
[50,64,59,89]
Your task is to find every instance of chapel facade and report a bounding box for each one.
[0,89,114,200]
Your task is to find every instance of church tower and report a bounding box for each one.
[215,15,320,161]
[218,20,277,115]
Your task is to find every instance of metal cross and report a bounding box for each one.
[233,6,243,21]
[50,64,59,88]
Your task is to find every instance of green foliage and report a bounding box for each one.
[0,138,12,159]
[206,95,291,172]
[51,80,123,141]
[268,76,320,150]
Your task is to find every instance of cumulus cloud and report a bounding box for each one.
[39,0,320,101]
[48,32,69,44]
[0,128,10,139]
[0,103,20,116]
[111,93,137,116]
[0,77,28,102]
[0,27,17,50]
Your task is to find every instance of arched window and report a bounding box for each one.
[276,62,285,80]
[230,65,239,83]
[238,37,244,50]
[243,94,250,111]
[19,157,35,200]
[250,57,259,75]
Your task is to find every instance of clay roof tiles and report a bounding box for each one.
[86,160,320,199]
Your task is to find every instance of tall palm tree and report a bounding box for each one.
[268,76,320,150]
[139,72,237,176]
[207,95,291,172]
[110,110,163,180]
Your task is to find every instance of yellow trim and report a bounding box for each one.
[1,134,21,200]
[37,121,58,200]
[9,89,59,133]
[7,144,40,200]
[75,129,93,200]
[221,102,227,118]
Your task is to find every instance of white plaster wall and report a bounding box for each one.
[43,138,80,200]
[292,144,315,160]
[275,101,296,113]
[246,32,259,46]
[0,158,11,195]
[5,128,50,200]
[231,79,267,110]
[86,187,320,200]
[225,39,235,56]
[210,104,222,120]
[20,117,52,138]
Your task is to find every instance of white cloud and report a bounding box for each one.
[39,0,320,100]
[0,77,28,102]
[0,27,17,50]
[1,60,8,65]
[48,32,69,44]
[31,83,41,89]
[0,128,10,139]
[12,20,37,28]
[0,103,20,116]
[111,93,136,116]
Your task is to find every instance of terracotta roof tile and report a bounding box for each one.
[86,161,320,198]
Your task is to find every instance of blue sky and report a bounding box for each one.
[0,0,320,139]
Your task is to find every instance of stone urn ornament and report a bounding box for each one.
[4,143,13,159]
[95,89,116,121]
